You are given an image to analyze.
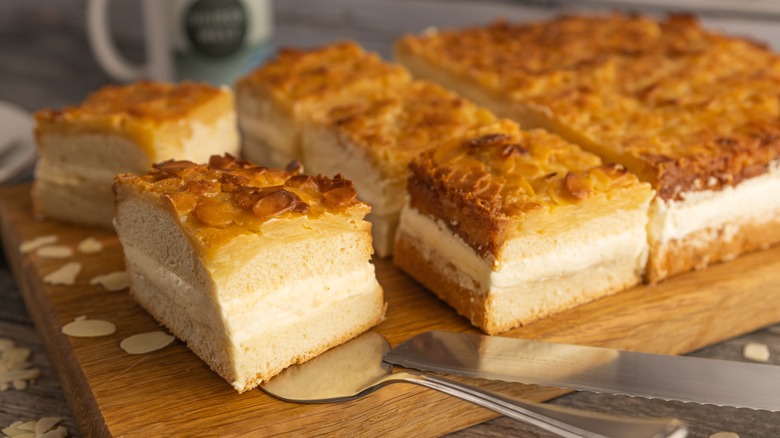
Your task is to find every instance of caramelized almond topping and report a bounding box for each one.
[285,174,320,191]
[193,198,238,228]
[117,154,366,229]
[165,192,197,217]
[400,14,780,199]
[501,143,528,158]
[322,186,358,208]
[564,172,591,200]
[252,190,300,218]
[466,133,512,149]
[413,121,645,217]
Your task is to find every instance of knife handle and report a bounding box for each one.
[390,371,687,438]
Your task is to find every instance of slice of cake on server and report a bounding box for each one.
[395,14,780,282]
[302,80,496,257]
[394,120,654,335]
[113,154,385,392]
[235,41,411,167]
[33,81,239,228]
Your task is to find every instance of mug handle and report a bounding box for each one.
[86,0,147,82]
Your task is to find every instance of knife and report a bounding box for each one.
[383,331,780,411]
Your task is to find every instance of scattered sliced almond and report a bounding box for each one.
[710,432,739,438]
[0,340,39,392]
[89,271,129,292]
[3,347,30,369]
[34,418,62,436]
[34,246,74,259]
[743,342,770,363]
[43,263,81,286]
[77,237,103,254]
[61,317,116,338]
[16,421,36,432]
[19,235,58,254]
[2,417,65,438]
[2,426,24,436]
[120,331,175,355]
[0,338,14,352]
[0,369,40,391]
[40,427,68,438]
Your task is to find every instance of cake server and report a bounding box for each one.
[262,331,686,438]
[384,331,780,411]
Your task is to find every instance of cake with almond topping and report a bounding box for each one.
[394,120,654,334]
[302,80,496,257]
[235,41,411,167]
[395,14,780,282]
[113,154,385,392]
[33,81,239,228]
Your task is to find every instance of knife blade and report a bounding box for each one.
[383,331,780,411]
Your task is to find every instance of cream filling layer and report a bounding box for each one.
[124,243,377,344]
[398,205,648,292]
[649,162,780,244]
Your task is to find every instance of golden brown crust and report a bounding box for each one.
[397,14,780,200]
[114,154,369,247]
[34,81,233,159]
[407,120,649,258]
[35,81,228,126]
[647,213,780,283]
[236,41,410,110]
[307,80,496,175]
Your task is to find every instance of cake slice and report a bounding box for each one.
[235,41,410,167]
[394,120,654,334]
[302,80,496,257]
[34,81,239,228]
[113,154,385,392]
[395,14,780,282]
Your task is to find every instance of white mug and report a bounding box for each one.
[87,0,273,85]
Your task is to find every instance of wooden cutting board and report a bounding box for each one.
[3,183,780,437]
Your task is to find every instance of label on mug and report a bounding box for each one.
[172,0,273,85]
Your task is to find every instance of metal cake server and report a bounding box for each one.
[384,331,780,411]
[261,331,686,438]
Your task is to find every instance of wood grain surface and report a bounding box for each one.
[2,183,780,437]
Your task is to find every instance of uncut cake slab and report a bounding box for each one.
[396,13,780,283]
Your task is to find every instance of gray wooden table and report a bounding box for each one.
[1,1,780,436]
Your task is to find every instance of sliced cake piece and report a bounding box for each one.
[34,81,239,228]
[394,120,654,334]
[395,14,780,282]
[235,41,411,167]
[113,154,385,392]
[302,80,496,257]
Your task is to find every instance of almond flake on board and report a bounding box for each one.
[1,417,65,438]
[18,235,58,253]
[77,237,103,254]
[61,317,116,338]
[743,342,770,363]
[43,263,81,286]
[709,432,739,438]
[89,271,129,292]
[34,246,74,259]
[0,339,40,392]
[120,332,175,355]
